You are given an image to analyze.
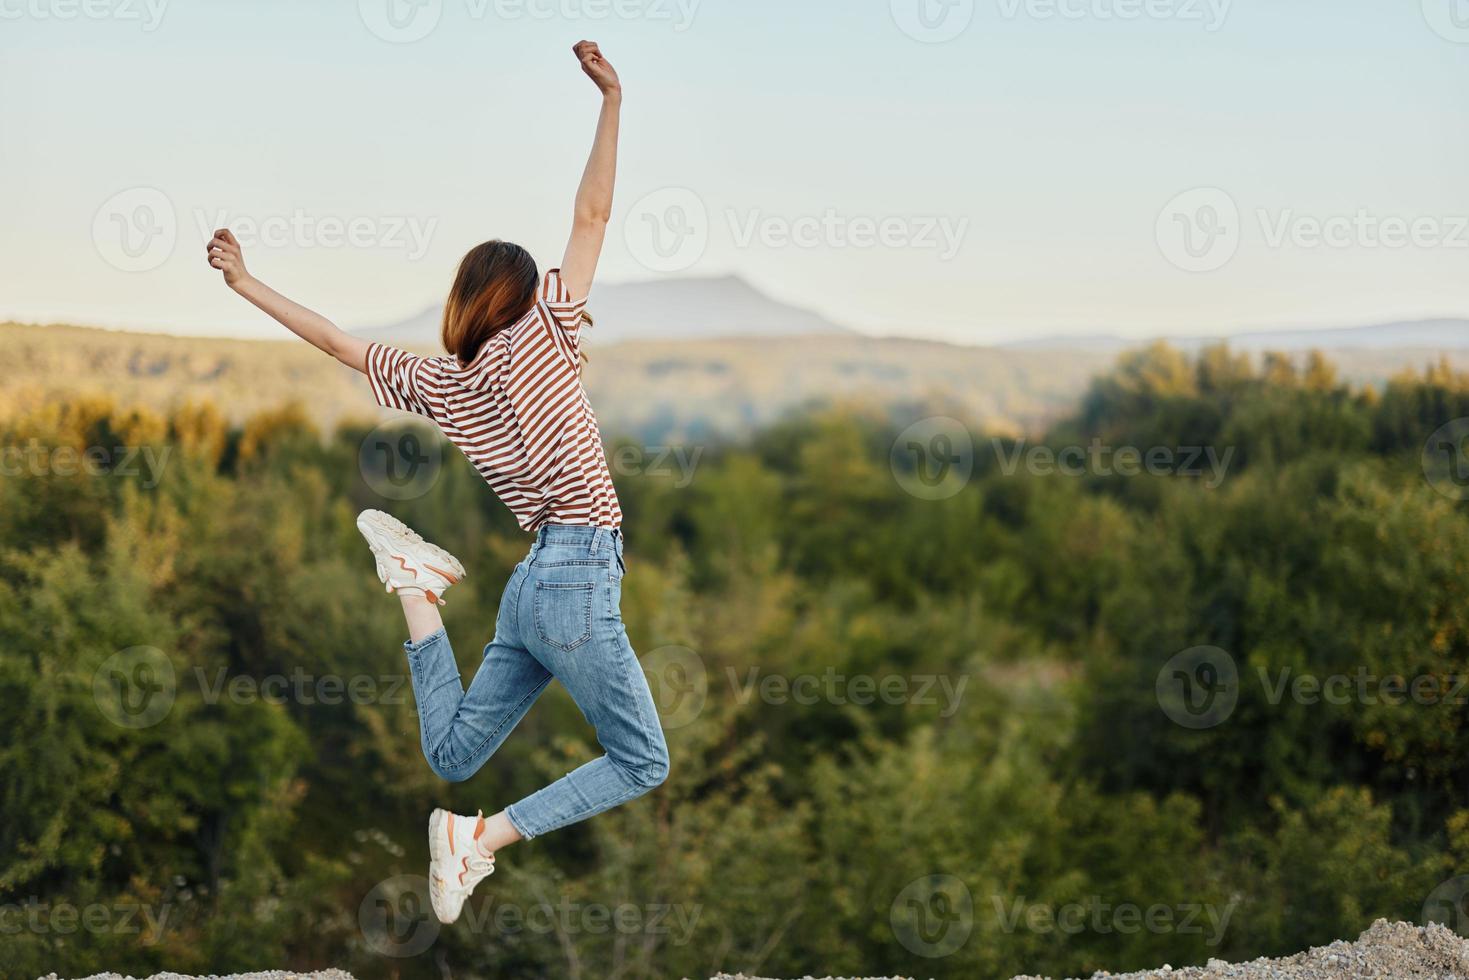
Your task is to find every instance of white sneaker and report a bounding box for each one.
[428,807,495,924]
[355,509,465,606]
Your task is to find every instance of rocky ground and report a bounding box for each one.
[38,919,1469,980]
[38,974,357,980]
[715,920,1469,980]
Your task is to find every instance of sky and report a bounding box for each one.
[2,0,1468,346]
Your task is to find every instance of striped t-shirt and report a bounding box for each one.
[365,269,622,531]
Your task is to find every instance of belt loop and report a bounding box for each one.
[590,527,604,555]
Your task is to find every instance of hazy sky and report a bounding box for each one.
[3,0,1467,345]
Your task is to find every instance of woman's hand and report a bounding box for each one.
[207,228,251,289]
[574,40,620,99]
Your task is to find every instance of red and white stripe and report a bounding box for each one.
[366,269,622,531]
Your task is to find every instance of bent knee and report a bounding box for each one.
[426,754,475,784]
[626,742,670,791]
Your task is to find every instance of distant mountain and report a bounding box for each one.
[11,312,1469,446]
[1004,319,1469,354]
[3,322,1108,442]
[356,275,853,350]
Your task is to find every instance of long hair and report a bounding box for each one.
[441,240,540,365]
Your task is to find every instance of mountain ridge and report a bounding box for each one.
[355,274,853,349]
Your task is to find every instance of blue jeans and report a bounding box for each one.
[401,525,669,839]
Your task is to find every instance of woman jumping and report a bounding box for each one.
[206,41,668,925]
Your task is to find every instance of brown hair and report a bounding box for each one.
[441,240,540,365]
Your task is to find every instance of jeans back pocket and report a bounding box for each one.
[533,582,596,652]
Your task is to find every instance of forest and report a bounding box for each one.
[4,342,1469,980]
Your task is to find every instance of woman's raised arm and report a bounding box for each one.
[559,40,622,302]
[207,228,370,373]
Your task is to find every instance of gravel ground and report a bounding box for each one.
[38,974,357,980]
[714,919,1469,980]
[36,920,1469,980]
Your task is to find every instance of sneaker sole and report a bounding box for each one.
[356,510,467,583]
[428,807,455,924]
